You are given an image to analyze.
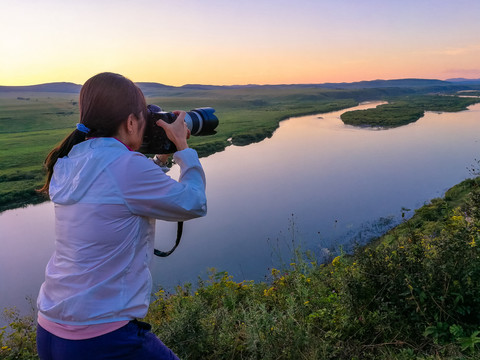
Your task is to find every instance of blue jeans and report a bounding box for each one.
[37,320,180,360]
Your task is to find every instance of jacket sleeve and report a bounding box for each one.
[110,148,207,221]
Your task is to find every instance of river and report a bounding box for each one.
[1,101,480,322]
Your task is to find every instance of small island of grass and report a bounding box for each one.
[340,95,480,128]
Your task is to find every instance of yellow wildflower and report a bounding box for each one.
[332,256,341,266]
[264,287,275,296]
[451,215,463,222]
[469,236,476,247]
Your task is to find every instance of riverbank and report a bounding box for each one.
[2,175,480,359]
[3,81,480,213]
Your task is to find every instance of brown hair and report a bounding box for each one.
[39,72,147,195]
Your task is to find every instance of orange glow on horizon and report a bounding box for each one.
[1,1,479,87]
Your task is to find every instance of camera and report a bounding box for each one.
[140,104,219,154]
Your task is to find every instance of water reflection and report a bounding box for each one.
[0,201,55,318]
[2,102,480,319]
[152,102,480,290]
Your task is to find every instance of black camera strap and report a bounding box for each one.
[154,221,183,257]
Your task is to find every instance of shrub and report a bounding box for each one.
[0,307,37,360]
[342,185,480,354]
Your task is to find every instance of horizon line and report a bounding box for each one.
[2,77,480,88]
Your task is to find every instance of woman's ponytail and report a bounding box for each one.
[38,129,88,196]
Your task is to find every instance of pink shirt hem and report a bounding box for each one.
[37,313,129,340]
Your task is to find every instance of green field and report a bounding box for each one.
[0,94,80,211]
[1,83,479,212]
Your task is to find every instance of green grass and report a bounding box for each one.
[3,176,480,359]
[340,95,480,128]
[0,94,78,133]
[0,128,70,211]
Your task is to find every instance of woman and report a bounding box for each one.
[36,72,207,359]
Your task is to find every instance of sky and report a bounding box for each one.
[1,0,479,86]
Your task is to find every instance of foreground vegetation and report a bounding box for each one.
[147,176,480,359]
[3,175,480,359]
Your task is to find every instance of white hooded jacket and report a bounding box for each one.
[37,137,207,325]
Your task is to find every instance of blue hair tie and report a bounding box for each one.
[76,123,91,134]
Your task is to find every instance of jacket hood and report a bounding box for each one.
[49,138,129,204]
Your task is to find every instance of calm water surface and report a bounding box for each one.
[2,102,480,320]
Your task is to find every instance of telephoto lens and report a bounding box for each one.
[140,104,219,154]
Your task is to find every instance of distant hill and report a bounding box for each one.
[446,78,480,85]
[180,84,223,90]
[315,78,450,89]
[177,78,480,94]
[136,82,176,96]
[180,79,452,90]
[0,82,82,93]
[1,78,479,94]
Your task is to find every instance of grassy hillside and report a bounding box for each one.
[141,176,480,359]
[2,176,480,359]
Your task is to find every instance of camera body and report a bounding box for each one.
[140,104,219,154]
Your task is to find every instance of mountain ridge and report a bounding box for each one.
[1,78,480,94]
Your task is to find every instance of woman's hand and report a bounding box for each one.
[155,111,190,151]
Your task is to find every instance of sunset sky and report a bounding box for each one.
[1,0,479,86]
